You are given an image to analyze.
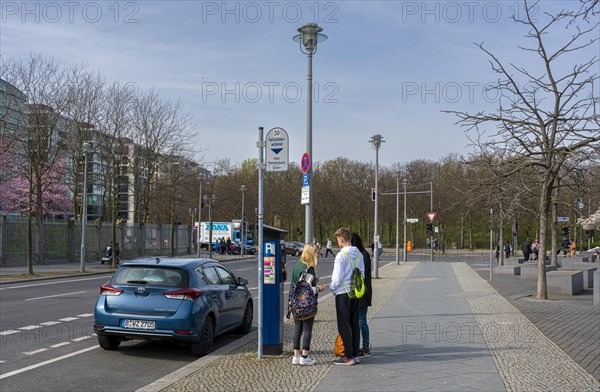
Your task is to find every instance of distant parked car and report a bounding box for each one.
[94,257,253,356]
[284,241,305,257]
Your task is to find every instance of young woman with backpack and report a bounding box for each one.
[290,243,325,366]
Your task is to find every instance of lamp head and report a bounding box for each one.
[240,185,247,193]
[293,23,327,54]
[369,134,385,150]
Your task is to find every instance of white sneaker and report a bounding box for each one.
[299,356,316,366]
[355,356,360,364]
[292,356,300,365]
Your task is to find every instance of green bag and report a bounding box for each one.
[341,251,365,299]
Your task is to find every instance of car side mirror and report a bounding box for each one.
[238,277,248,286]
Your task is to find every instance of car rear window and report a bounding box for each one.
[113,266,188,287]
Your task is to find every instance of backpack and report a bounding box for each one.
[287,269,318,320]
[341,250,365,300]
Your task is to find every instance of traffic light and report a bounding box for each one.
[297,227,303,236]
[371,188,376,202]
[426,223,433,235]
[561,225,569,237]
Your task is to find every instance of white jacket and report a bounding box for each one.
[330,246,364,296]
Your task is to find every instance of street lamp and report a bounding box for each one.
[80,141,93,273]
[204,194,217,258]
[403,178,408,262]
[240,185,246,256]
[370,134,385,278]
[293,23,327,244]
[395,171,400,265]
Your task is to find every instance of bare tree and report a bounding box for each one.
[446,0,600,299]
[3,55,70,273]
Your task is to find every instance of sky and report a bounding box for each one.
[1,0,598,168]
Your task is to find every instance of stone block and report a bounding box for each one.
[594,271,600,306]
[493,266,521,275]
[562,266,597,289]
[546,270,584,295]
[520,265,557,280]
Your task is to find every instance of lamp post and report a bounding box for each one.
[395,171,400,265]
[240,185,246,256]
[204,194,217,258]
[293,23,327,244]
[197,173,203,257]
[403,178,408,262]
[80,141,93,273]
[189,207,196,254]
[370,134,385,278]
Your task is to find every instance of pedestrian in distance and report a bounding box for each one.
[325,238,335,258]
[330,227,364,366]
[568,239,576,257]
[351,232,372,358]
[505,241,512,259]
[562,237,570,255]
[291,243,325,366]
[522,238,531,261]
[532,239,540,261]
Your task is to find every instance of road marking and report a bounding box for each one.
[0,360,5,364]
[0,330,20,336]
[72,336,91,342]
[39,321,61,326]
[0,345,99,380]
[23,348,48,355]
[25,291,87,301]
[58,317,79,322]
[238,267,254,271]
[0,276,109,291]
[77,313,94,318]
[19,325,42,331]
[50,342,70,348]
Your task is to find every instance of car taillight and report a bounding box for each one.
[163,288,203,301]
[100,284,123,296]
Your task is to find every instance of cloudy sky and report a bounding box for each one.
[1,0,597,167]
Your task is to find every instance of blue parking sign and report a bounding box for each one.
[302,173,309,186]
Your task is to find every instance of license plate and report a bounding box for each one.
[121,319,156,330]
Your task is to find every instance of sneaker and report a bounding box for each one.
[292,356,300,365]
[333,357,356,366]
[299,356,316,366]
[359,349,371,358]
[355,356,360,364]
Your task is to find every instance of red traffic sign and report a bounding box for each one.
[427,212,437,223]
[301,153,311,174]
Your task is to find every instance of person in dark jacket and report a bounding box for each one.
[351,232,372,357]
[522,238,531,261]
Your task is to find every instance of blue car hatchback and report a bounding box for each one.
[94,257,253,356]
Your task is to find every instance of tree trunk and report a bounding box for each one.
[536,180,554,300]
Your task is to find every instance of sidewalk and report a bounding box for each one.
[139,261,600,392]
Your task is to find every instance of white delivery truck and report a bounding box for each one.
[198,221,255,249]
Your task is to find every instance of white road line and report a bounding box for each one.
[0,276,109,290]
[26,291,87,301]
[72,336,91,342]
[19,325,42,331]
[0,330,20,336]
[39,321,61,326]
[77,313,94,318]
[238,267,254,271]
[0,360,5,364]
[58,317,79,322]
[0,345,99,380]
[23,348,48,355]
[50,342,70,348]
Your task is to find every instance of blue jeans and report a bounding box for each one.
[358,306,370,351]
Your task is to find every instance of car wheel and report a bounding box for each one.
[191,317,214,357]
[236,301,253,334]
[97,335,121,350]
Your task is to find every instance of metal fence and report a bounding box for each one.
[0,215,194,266]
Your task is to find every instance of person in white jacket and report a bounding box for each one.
[330,227,364,365]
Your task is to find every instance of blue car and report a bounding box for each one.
[94,257,253,356]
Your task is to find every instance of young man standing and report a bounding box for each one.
[330,227,364,365]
